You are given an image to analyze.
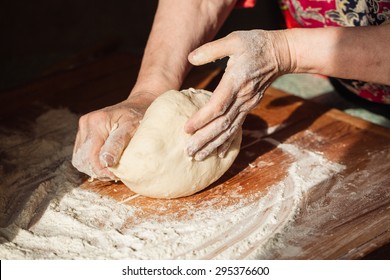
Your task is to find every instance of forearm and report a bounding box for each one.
[285,24,390,85]
[131,0,237,98]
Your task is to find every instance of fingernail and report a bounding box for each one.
[218,150,227,159]
[186,140,197,156]
[190,51,203,64]
[190,51,199,61]
[101,153,115,167]
[184,122,194,134]
[187,147,195,157]
[194,151,206,161]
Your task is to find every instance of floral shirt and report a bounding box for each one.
[239,0,390,104]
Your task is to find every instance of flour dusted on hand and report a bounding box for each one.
[109,89,242,198]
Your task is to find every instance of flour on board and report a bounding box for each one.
[0,109,344,259]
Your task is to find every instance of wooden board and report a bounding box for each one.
[1,53,389,259]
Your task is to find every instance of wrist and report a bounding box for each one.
[271,29,297,74]
[129,67,185,98]
[126,89,159,107]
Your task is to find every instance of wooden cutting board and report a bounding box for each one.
[1,53,389,259]
[83,87,390,259]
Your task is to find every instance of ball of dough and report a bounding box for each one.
[109,89,242,199]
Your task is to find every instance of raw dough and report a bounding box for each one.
[109,88,242,198]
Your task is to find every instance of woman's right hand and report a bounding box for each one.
[71,93,156,181]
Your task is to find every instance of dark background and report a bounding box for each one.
[0,0,283,92]
[1,1,389,259]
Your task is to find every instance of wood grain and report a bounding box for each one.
[1,53,389,259]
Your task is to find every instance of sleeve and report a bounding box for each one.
[235,0,256,8]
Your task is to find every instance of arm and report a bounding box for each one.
[185,24,390,160]
[286,24,390,85]
[72,0,236,180]
[132,0,237,97]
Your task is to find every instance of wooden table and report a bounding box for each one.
[1,53,389,259]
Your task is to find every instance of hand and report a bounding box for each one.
[72,93,155,181]
[184,30,292,160]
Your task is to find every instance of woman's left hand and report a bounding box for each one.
[185,29,293,160]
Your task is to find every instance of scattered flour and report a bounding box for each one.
[0,109,344,259]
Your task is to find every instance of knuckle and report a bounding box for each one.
[220,116,231,130]
[228,31,248,49]
[228,31,243,41]
[227,125,238,137]
[78,114,88,129]
[78,111,107,130]
[87,111,107,123]
[227,31,238,40]
[214,102,228,116]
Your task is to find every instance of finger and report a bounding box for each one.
[186,97,243,156]
[193,112,246,161]
[217,135,235,159]
[72,130,82,160]
[72,129,115,180]
[90,152,114,180]
[184,73,236,135]
[72,115,90,161]
[72,127,90,174]
[188,34,237,66]
[72,137,101,176]
[99,122,133,168]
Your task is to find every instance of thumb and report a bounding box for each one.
[99,123,132,167]
[188,35,236,66]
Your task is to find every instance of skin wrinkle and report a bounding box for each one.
[100,137,124,166]
[73,138,101,177]
[71,0,390,182]
[72,100,148,180]
[187,30,287,160]
[194,111,246,161]
[218,134,235,158]
[187,90,241,156]
[73,89,156,179]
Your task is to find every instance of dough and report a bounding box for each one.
[109,88,242,199]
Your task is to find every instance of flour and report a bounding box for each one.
[0,109,344,259]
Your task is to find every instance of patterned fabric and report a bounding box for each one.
[279,0,390,27]
[239,0,390,104]
[279,0,390,104]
